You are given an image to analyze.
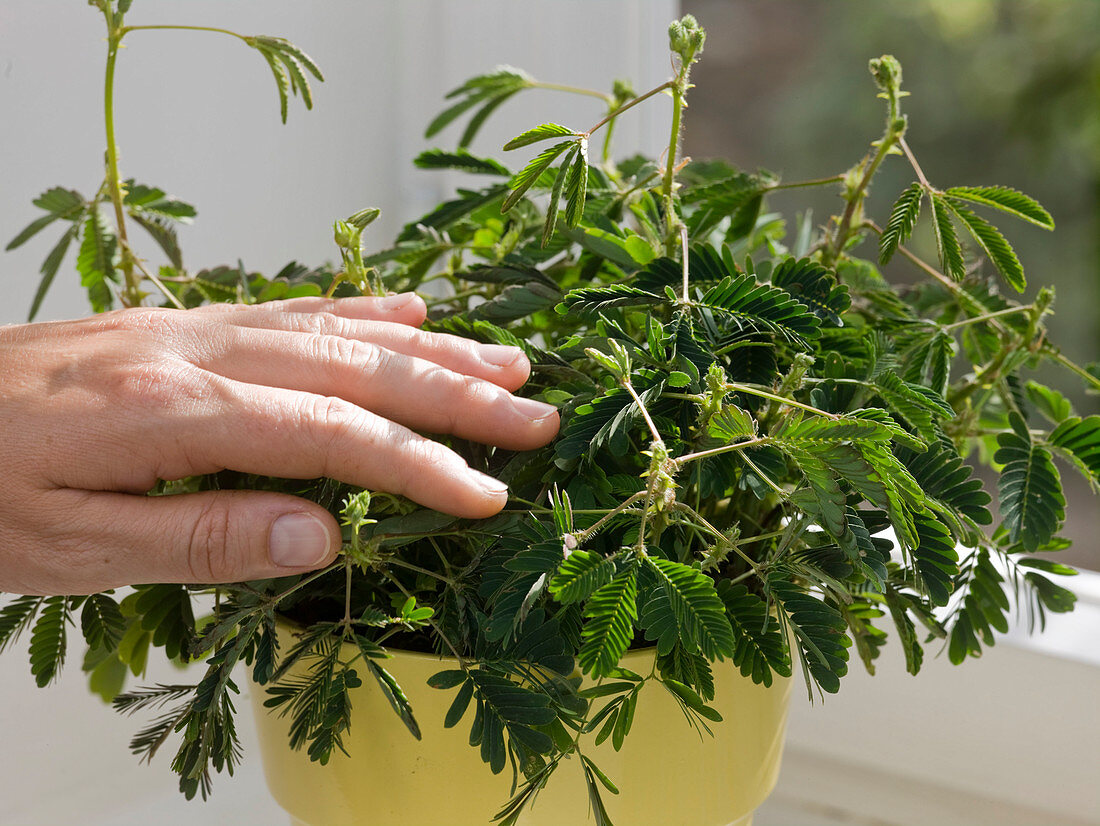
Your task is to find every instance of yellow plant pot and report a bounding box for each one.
[252,626,791,826]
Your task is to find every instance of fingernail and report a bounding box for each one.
[480,343,525,368]
[511,396,558,421]
[472,471,509,497]
[269,513,332,568]
[379,293,418,311]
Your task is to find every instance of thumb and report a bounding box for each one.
[56,489,341,591]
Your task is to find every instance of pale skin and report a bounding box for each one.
[0,294,559,596]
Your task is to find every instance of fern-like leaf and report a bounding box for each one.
[879,182,923,264]
[717,581,790,687]
[640,557,735,660]
[945,185,1054,230]
[29,595,71,687]
[413,149,510,176]
[995,413,1065,552]
[549,550,615,605]
[81,593,126,651]
[770,257,851,326]
[578,564,638,677]
[930,194,967,282]
[503,140,576,213]
[503,122,577,151]
[945,200,1025,293]
[76,208,119,313]
[1048,415,1100,489]
[0,595,43,654]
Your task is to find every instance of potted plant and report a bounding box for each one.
[3,3,1098,825]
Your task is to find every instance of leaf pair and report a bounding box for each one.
[880,182,1053,293]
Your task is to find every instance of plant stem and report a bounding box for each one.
[898,136,932,190]
[582,81,673,139]
[726,382,839,419]
[572,491,648,544]
[766,175,845,192]
[674,435,771,466]
[941,305,1032,331]
[118,237,185,309]
[120,24,251,43]
[102,11,140,305]
[662,79,686,256]
[1050,350,1100,393]
[530,80,613,103]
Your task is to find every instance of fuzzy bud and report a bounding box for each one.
[668,15,706,64]
[869,55,903,94]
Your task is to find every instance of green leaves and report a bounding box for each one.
[930,193,966,282]
[945,186,1054,230]
[995,413,1065,552]
[879,182,922,264]
[700,272,821,349]
[549,550,616,605]
[718,581,791,687]
[503,122,578,151]
[640,557,735,661]
[578,564,638,677]
[503,140,575,213]
[0,596,43,655]
[81,594,126,651]
[414,149,510,176]
[879,182,1050,292]
[427,67,532,147]
[1048,415,1100,488]
[945,201,1024,293]
[246,36,324,123]
[29,596,71,688]
[76,208,120,313]
[767,575,849,695]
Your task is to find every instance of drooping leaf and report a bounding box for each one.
[466,280,561,323]
[543,147,575,246]
[910,511,959,606]
[29,596,70,688]
[766,575,849,695]
[81,593,126,651]
[564,139,589,228]
[0,595,43,654]
[413,149,510,176]
[29,224,78,321]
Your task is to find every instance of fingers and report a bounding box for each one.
[33,489,342,592]
[171,378,513,519]
[194,292,429,328]
[198,328,555,450]
[219,311,531,393]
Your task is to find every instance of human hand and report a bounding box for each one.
[0,295,559,595]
